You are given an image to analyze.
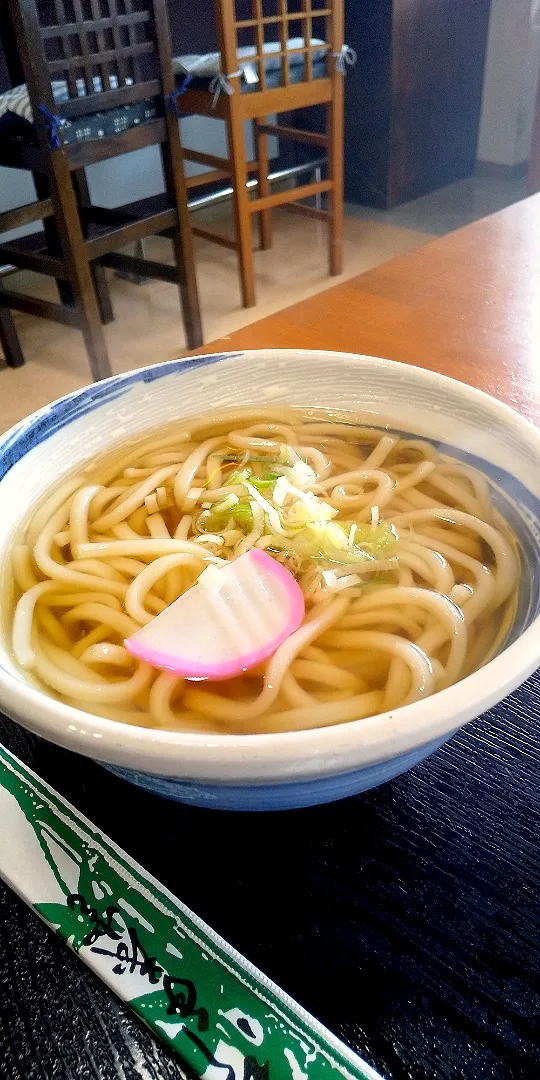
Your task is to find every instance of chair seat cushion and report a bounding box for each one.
[178,57,328,96]
[174,37,328,92]
[0,81,158,147]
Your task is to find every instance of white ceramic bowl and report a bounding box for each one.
[0,350,539,811]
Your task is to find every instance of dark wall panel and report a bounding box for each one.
[167,1,218,56]
[388,0,491,206]
[343,0,393,208]
[344,0,491,208]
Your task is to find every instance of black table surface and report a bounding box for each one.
[0,671,539,1080]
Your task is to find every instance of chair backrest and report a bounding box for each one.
[214,0,343,92]
[7,0,176,122]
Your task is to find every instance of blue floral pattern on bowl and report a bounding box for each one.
[103,736,450,811]
[1,350,539,811]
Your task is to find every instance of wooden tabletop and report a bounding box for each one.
[203,192,540,427]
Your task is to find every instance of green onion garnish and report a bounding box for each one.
[249,472,280,491]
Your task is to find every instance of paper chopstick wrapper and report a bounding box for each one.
[0,745,383,1080]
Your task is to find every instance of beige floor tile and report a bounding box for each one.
[0,209,430,432]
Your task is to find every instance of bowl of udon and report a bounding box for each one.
[0,349,539,811]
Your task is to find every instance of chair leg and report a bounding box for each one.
[254,118,272,251]
[61,207,111,384]
[72,171,115,325]
[226,108,256,308]
[63,211,113,381]
[90,264,114,325]
[170,222,203,350]
[33,172,76,307]
[327,93,344,277]
[65,258,112,380]
[77,298,113,382]
[160,139,203,350]
[40,156,112,382]
[0,306,25,368]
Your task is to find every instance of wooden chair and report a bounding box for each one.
[173,0,347,308]
[0,0,202,381]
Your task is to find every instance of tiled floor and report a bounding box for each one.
[346,170,527,236]
[0,209,430,432]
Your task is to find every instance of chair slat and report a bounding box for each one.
[258,122,327,147]
[251,0,266,90]
[0,199,54,232]
[0,287,80,326]
[249,177,331,213]
[41,12,150,39]
[53,0,79,97]
[235,11,331,28]
[301,0,313,81]
[278,0,289,87]
[72,0,95,94]
[107,0,130,86]
[192,226,238,251]
[0,242,69,279]
[85,207,176,259]
[124,0,142,86]
[57,78,161,118]
[88,0,114,93]
[47,40,153,75]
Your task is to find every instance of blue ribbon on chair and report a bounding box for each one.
[37,104,65,150]
[165,74,193,117]
[333,45,357,74]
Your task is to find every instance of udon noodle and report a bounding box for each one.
[10,407,519,734]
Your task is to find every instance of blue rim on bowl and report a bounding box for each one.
[0,350,539,811]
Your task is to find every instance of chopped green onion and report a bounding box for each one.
[267,520,397,568]
[247,456,281,465]
[231,503,254,525]
[226,468,251,486]
[200,500,254,533]
[246,482,287,535]
[340,521,397,558]
[249,472,280,491]
[216,493,240,513]
[278,445,299,467]
[225,456,281,466]
[225,461,282,485]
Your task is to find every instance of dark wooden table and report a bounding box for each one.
[2,197,540,1080]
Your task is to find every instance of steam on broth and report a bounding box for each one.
[10,406,519,733]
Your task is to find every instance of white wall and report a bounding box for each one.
[477,0,540,166]
[0,168,37,242]
[0,115,275,240]
[84,115,260,207]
